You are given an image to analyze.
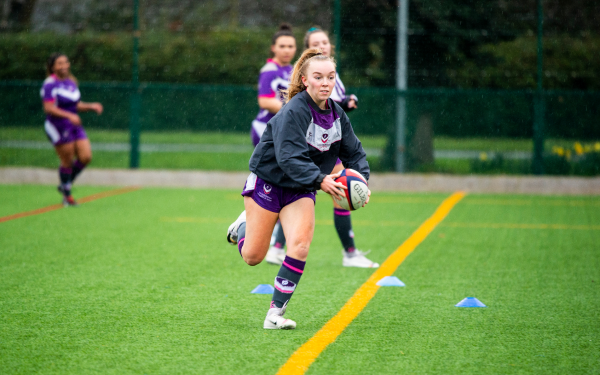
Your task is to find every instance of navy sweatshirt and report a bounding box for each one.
[249,90,370,191]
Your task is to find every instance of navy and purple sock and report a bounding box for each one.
[334,208,356,253]
[271,255,305,308]
[59,166,72,196]
[71,160,87,182]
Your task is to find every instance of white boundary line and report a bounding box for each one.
[0,167,598,195]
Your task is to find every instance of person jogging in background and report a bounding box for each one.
[226,49,371,329]
[41,53,103,206]
[266,26,379,269]
[251,23,296,146]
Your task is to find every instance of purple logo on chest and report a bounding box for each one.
[321,133,329,143]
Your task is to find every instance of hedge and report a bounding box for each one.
[0,30,303,84]
[2,32,599,90]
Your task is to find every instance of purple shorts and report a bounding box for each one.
[251,128,261,147]
[44,120,87,146]
[251,120,267,147]
[241,173,316,213]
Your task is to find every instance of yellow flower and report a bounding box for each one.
[479,152,488,161]
[574,142,584,155]
[595,142,600,152]
[552,146,565,157]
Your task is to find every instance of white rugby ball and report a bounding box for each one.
[332,169,369,211]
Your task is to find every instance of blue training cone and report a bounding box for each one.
[376,276,405,287]
[251,284,274,294]
[455,297,486,307]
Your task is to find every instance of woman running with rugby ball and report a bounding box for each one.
[267,26,379,269]
[226,49,370,329]
[41,53,103,206]
[251,23,296,146]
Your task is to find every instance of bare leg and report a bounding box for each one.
[278,198,315,262]
[240,197,279,266]
[74,138,92,164]
[264,197,315,329]
[72,138,92,182]
[54,142,76,203]
[54,142,75,168]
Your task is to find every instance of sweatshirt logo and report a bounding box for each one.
[305,118,342,152]
[263,184,272,194]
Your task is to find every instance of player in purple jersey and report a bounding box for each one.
[41,53,103,206]
[251,23,296,147]
[266,27,379,269]
[226,49,371,329]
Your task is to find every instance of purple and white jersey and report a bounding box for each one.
[305,101,341,152]
[40,74,80,127]
[252,59,292,143]
[330,73,346,103]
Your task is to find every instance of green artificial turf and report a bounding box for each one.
[2,126,593,152]
[0,185,109,217]
[310,194,600,374]
[0,149,381,172]
[0,127,387,149]
[4,126,597,174]
[0,127,384,171]
[1,186,599,374]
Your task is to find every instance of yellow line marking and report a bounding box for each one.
[162,217,600,231]
[275,191,466,375]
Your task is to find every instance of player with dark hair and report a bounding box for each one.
[226,49,371,329]
[267,27,379,269]
[251,23,296,146]
[41,53,103,206]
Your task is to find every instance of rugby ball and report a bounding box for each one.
[332,169,369,211]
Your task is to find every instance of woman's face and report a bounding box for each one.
[52,56,70,78]
[302,60,336,103]
[271,36,297,66]
[307,32,331,57]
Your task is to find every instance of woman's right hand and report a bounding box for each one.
[69,113,82,126]
[320,172,346,200]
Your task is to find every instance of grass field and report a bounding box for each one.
[1,185,599,374]
[1,127,594,174]
[0,127,585,150]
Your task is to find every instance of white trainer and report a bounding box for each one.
[264,303,296,330]
[226,210,246,245]
[265,246,285,265]
[342,249,380,268]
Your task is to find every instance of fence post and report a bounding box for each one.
[333,0,341,70]
[129,0,141,169]
[395,0,409,172]
[532,0,544,174]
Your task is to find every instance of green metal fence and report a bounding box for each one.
[4,81,598,136]
[1,80,598,174]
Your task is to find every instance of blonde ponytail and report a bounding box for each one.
[284,48,336,102]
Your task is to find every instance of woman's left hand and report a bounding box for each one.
[362,189,371,207]
[320,172,346,200]
[348,99,357,109]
